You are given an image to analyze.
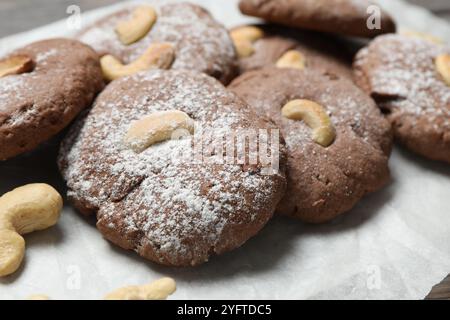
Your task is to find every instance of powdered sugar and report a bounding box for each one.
[0,46,61,115]
[78,1,236,83]
[35,48,58,63]
[354,34,450,130]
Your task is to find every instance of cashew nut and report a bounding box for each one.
[281,99,336,147]
[401,30,444,45]
[105,277,176,300]
[100,43,175,81]
[0,55,34,78]
[124,110,194,153]
[116,6,157,45]
[436,53,450,86]
[230,26,264,58]
[276,50,306,70]
[0,184,63,277]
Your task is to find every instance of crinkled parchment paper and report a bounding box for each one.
[0,0,449,300]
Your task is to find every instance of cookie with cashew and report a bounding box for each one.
[238,0,396,38]
[353,34,450,163]
[0,39,104,161]
[230,68,392,223]
[58,69,287,266]
[0,184,62,277]
[77,2,237,84]
[229,24,352,78]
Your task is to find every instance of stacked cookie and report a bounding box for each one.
[0,0,448,269]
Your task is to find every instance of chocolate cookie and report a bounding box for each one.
[239,0,396,38]
[230,68,392,223]
[230,24,353,78]
[353,34,450,163]
[58,69,287,266]
[0,38,103,161]
[78,2,237,84]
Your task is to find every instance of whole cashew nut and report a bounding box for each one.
[105,277,176,300]
[0,184,63,277]
[436,53,450,86]
[124,110,195,153]
[230,26,264,58]
[116,6,157,45]
[281,99,336,147]
[0,55,34,78]
[100,43,175,81]
[276,50,306,70]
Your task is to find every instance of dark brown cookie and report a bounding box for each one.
[353,34,450,163]
[231,24,353,78]
[77,2,237,84]
[229,67,392,223]
[0,38,104,161]
[58,69,287,266]
[239,0,396,38]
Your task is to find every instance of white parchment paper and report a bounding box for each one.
[0,0,449,300]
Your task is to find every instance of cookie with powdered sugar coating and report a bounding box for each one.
[229,68,392,223]
[0,38,103,160]
[353,34,450,163]
[58,69,287,266]
[77,2,237,84]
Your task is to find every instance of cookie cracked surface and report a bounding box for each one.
[353,34,450,163]
[58,69,287,266]
[77,2,237,84]
[230,68,392,223]
[0,38,104,160]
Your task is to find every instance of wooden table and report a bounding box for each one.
[0,0,449,300]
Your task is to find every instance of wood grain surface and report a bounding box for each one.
[0,0,449,300]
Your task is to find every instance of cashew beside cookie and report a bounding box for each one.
[105,277,176,300]
[281,99,336,147]
[0,184,63,277]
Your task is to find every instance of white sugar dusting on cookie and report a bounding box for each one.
[78,2,236,84]
[59,69,285,266]
[355,35,450,123]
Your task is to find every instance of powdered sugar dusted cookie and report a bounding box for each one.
[353,34,450,163]
[77,2,237,84]
[230,68,392,223]
[58,69,287,266]
[0,38,103,160]
[238,0,396,38]
[230,24,352,78]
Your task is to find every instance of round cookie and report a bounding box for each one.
[77,2,237,84]
[229,68,392,223]
[238,0,396,38]
[231,24,353,78]
[353,34,450,163]
[0,38,104,161]
[58,69,287,266]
